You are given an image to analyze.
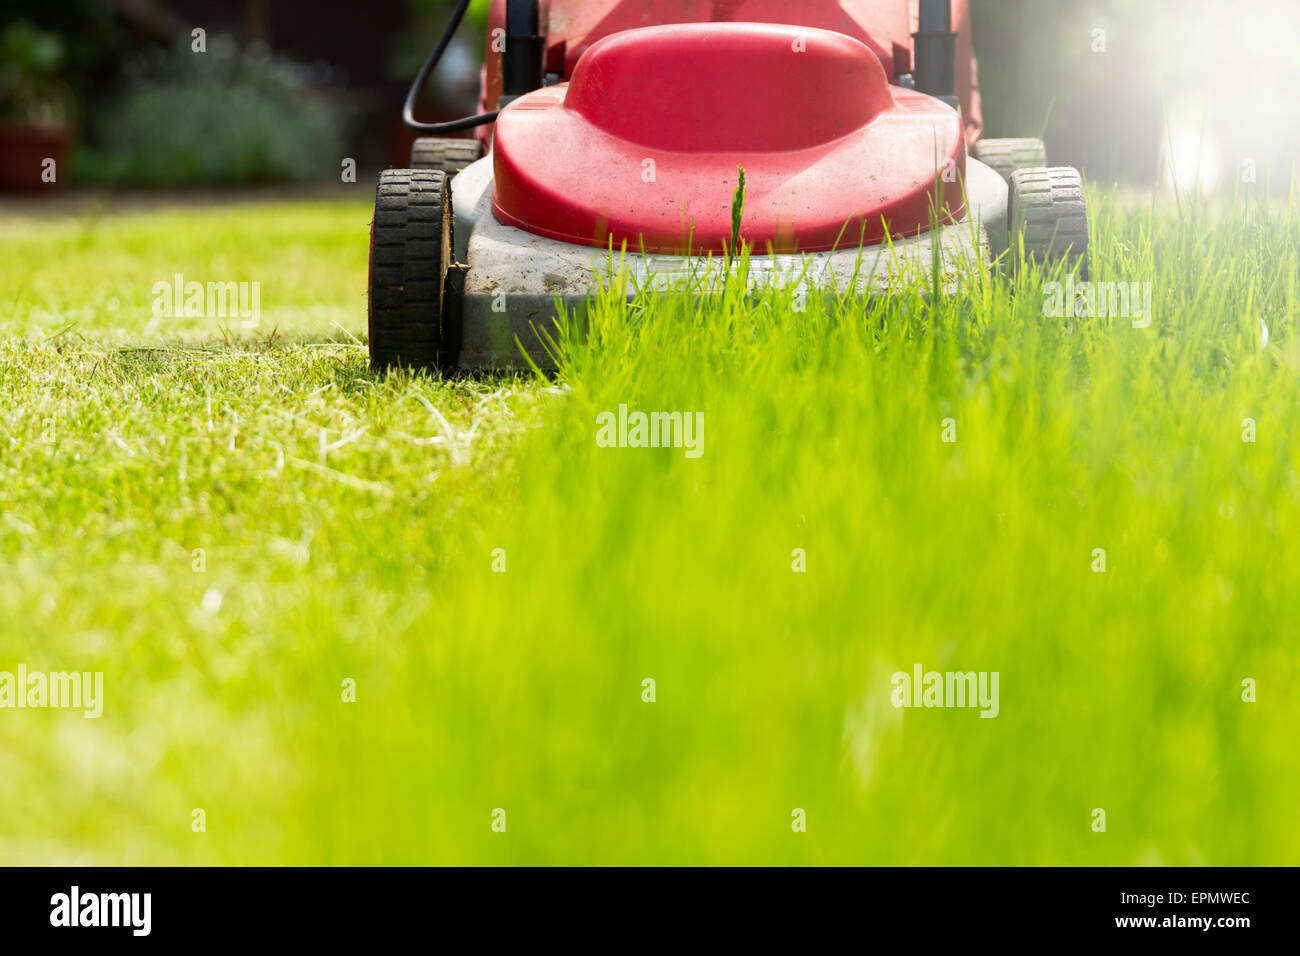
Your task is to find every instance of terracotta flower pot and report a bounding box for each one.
[0,124,73,192]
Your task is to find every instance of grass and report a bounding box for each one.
[0,183,1297,865]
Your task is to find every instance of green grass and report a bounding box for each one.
[1,185,1297,865]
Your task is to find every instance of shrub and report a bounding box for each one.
[73,36,346,186]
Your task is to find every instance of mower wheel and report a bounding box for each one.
[1008,166,1089,279]
[410,137,484,174]
[368,168,455,372]
[972,137,1047,184]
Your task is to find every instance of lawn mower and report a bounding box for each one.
[369,0,1089,372]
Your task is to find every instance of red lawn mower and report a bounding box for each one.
[369,0,1088,372]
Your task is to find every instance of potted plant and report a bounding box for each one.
[0,20,73,191]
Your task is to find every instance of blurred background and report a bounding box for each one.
[2,0,1298,194]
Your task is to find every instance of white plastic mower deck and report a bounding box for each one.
[449,155,1009,370]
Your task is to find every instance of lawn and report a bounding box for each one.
[0,183,1297,865]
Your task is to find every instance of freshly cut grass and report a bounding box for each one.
[0,186,1297,864]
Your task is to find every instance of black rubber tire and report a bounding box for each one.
[972,137,1047,184]
[410,137,484,174]
[368,169,453,372]
[1008,166,1089,278]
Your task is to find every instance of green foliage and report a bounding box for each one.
[72,39,345,187]
[0,19,68,124]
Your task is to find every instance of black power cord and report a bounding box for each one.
[403,0,500,133]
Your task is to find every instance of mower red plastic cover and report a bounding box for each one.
[490,22,966,255]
